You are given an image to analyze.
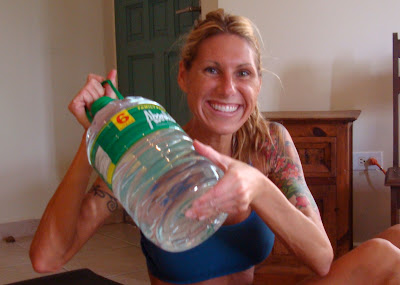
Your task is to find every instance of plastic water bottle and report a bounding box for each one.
[85,81,227,252]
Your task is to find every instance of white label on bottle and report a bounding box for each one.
[95,146,111,180]
[143,109,176,130]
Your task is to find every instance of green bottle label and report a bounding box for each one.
[89,103,184,189]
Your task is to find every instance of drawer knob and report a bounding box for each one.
[313,127,327,137]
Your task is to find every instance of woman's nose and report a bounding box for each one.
[218,74,236,96]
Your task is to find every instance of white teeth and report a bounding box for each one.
[210,103,239,113]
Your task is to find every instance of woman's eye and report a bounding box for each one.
[205,67,218,74]
[238,70,250,77]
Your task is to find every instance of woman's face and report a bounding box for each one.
[178,34,261,135]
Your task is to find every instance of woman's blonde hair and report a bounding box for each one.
[180,9,274,172]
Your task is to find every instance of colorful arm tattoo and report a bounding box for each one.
[88,184,118,213]
[266,125,319,214]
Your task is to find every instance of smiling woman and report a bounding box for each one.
[179,33,261,138]
[29,8,400,285]
[138,10,334,284]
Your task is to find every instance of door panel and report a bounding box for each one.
[128,54,155,100]
[126,2,145,42]
[115,0,199,126]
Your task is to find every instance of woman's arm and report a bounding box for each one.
[186,137,333,276]
[30,70,119,273]
[29,134,119,273]
[254,123,333,275]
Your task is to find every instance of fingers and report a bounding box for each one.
[68,84,102,129]
[85,69,118,99]
[69,69,118,129]
[187,171,250,219]
[86,73,104,84]
[184,177,235,220]
[193,140,231,171]
[84,80,105,107]
[68,96,91,130]
[185,194,241,221]
[184,144,264,221]
[107,68,117,84]
[104,69,118,99]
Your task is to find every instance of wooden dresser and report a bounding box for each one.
[254,110,360,285]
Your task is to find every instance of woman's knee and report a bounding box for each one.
[385,224,400,236]
[389,224,400,231]
[301,238,400,285]
[375,224,400,245]
[362,238,395,252]
[338,238,400,284]
[361,238,400,267]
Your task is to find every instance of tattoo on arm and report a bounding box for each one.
[271,140,319,215]
[88,184,118,213]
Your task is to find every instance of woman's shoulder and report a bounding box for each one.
[267,121,288,137]
[250,120,291,174]
[256,122,282,165]
[266,121,294,148]
[263,121,287,146]
[259,121,290,170]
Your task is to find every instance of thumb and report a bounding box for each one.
[104,69,118,99]
[193,140,233,172]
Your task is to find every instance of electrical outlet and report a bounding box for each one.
[353,151,383,171]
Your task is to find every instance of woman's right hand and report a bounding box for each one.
[68,69,117,129]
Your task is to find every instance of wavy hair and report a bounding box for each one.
[180,9,275,173]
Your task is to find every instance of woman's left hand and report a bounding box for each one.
[185,140,267,220]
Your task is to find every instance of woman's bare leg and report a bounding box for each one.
[375,224,400,248]
[302,237,400,285]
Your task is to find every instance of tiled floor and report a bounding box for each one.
[0,223,150,285]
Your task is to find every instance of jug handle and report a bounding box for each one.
[85,80,124,122]
[102,79,124,100]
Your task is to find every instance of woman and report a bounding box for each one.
[30,9,400,285]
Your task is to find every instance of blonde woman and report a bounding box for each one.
[30,9,400,285]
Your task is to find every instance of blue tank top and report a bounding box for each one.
[140,210,275,284]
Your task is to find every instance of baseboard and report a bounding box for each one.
[0,219,40,239]
[0,208,125,239]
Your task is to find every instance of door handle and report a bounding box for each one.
[175,6,201,15]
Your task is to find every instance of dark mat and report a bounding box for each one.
[6,268,123,285]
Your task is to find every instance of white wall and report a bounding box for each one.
[1,0,398,244]
[0,0,115,223]
[219,0,400,242]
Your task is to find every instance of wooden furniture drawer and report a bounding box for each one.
[293,137,336,178]
[284,123,338,138]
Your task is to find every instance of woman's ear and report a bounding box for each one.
[177,60,188,93]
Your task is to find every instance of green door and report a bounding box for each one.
[114,0,200,126]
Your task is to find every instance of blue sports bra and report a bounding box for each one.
[140,210,275,284]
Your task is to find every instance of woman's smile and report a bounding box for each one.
[208,101,241,114]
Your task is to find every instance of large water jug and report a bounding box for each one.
[85,80,227,252]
